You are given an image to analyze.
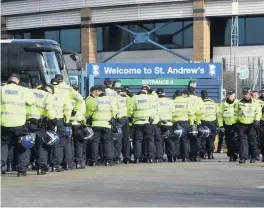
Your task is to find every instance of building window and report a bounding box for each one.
[12,28,81,53]
[212,16,264,47]
[60,29,81,52]
[97,19,193,52]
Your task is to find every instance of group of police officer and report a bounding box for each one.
[1,73,264,177]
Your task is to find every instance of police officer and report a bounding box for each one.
[1,74,36,176]
[188,87,203,161]
[70,93,86,169]
[50,78,71,172]
[200,90,217,159]
[116,88,130,164]
[258,87,264,162]
[86,86,116,166]
[55,74,84,169]
[172,90,193,162]
[128,86,155,163]
[85,86,99,164]
[157,88,174,162]
[25,80,57,175]
[217,90,239,162]
[235,87,261,163]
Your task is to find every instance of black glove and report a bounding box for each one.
[148,117,154,124]
[128,117,133,123]
[46,118,57,131]
[109,117,116,127]
[71,110,77,117]
[86,117,93,126]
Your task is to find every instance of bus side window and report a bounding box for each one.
[1,43,10,82]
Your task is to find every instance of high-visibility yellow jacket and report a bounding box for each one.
[1,83,36,127]
[158,96,174,126]
[235,98,261,124]
[200,98,217,122]
[217,99,238,126]
[172,96,193,124]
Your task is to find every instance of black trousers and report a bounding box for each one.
[133,124,155,159]
[153,124,163,160]
[118,118,130,160]
[1,126,30,172]
[165,126,180,158]
[217,131,225,152]
[201,121,217,154]
[72,125,85,165]
[224,124,238,157]
[237,124,257,160]
[51,119,65,166]
[91,127,113,163]
[189,134,201,158]
[176,121,190,159]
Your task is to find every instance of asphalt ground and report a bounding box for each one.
[1,154,264,207]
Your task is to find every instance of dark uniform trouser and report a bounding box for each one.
[1,126,30,172]
[52,119,65,166]
[201,121,217,154]
[72,125,85,165]
[118,118,130,160]
[26,120,50,169]
[91,127,113,163]
[176,121,191,159]
[133,124,155,160]
[153,124,163,160]
[224,124,238,157]
[165,126,180,159]
[7,141,16,169]
[189,134,200,158]
[237,124,257,160]
[217,131,225,152]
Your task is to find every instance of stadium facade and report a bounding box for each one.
[1,0,264,68]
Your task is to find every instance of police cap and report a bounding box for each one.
[201,90,208,96]
[90,85,98,92]
[242,87,251,94]
[55,74,63,81]
[51,78,59,86]
[33,80,43,89]
[175,90,182,96]
[227,90,235,95]
[183,89,190,96]
[10,73,20,80]
[156,88,165,95]
[104,79,112,86]
[97,85,105,92]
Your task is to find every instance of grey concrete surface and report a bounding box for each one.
[1,154,264,207]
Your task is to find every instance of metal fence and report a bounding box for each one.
[213,56,264,98]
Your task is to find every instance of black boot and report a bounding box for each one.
[6,164,12,172]
[148,158,153,163]
[76,164,85,169]
[37,167,47,175]
[105,161,115,166]
[167,156,174,163]
[250,158,256,163]
[17,171,27,177]
[51,165,64,172]
[233,154,238,162]
[134,158,140,164]
[229,157,233,162]
[239,159,246,164]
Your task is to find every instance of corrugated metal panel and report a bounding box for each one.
[206,0,264,16]
[87,0,135,7]
[6,10,80,30]
[91,6,139,23]
[87,0,190,7]
[6,14,41,30]
[39,0,84,12]
[42,10,80,27]
[139,2,193,20]
[1,0,39,16]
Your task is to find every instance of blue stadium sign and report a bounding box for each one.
[87,63,222,79]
